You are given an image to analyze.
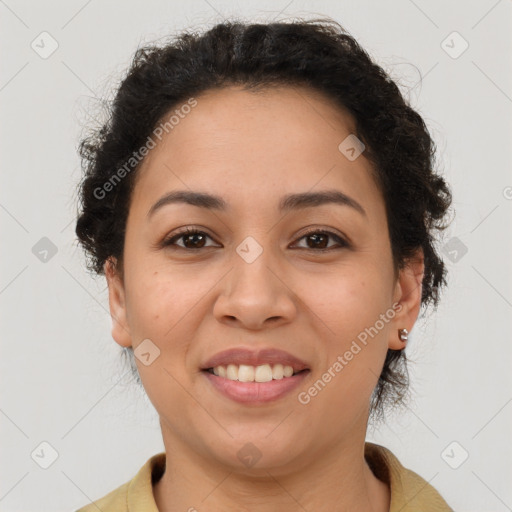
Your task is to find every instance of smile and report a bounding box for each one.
[202,367,310,404]
[207,363,298,382]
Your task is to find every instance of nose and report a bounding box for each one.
[213,243,297,331]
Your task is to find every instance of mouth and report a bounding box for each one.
[200,348,310,404]
[202,364,309,382]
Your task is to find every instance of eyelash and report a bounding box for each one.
[161,227,349,252]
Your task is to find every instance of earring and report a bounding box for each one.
[398,328,409,342]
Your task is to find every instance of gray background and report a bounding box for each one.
[1,0,511,510]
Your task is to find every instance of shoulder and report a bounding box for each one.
[74,452,166,512]
[74,481,129,512]
[364,442,454,512]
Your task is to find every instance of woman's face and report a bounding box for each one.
[106,85,423,472]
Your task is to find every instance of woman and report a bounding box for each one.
[74,17,453,511]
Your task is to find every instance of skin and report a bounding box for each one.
[105,85,424,512]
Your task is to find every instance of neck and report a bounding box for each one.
[153,428,390,512]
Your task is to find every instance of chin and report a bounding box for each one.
[208,431,304,472]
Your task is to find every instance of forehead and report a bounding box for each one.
[131,85,383,218]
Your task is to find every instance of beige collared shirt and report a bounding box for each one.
[75,442,454,511]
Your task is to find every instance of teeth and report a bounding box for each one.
[226,364,238,380]
[238,364,254,382]
[283,365,294,378]
[272,363,284,380]
[210,363,298,382]
[255,364,273,382]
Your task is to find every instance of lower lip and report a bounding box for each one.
[202,370,310,404]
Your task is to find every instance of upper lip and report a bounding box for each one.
[201,348,310,373]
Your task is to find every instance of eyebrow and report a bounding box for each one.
[147,189,367,219]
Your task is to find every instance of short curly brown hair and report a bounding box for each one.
[75,17,452,421]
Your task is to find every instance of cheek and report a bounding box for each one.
[305,263,391,339]
[300,265,392,396]
[124,266,202,350]
[124,262,227,384]
[123,269,205,409]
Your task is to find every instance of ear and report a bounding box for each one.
[104,257,132,348]
[388,248,425,350]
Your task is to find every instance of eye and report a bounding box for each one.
[161,228,219,250]
[292,229,349,251]
[160,227,349,252]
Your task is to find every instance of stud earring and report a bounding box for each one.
[398,328,409,342]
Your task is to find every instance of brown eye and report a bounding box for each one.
[162,228,217,250]
[293,230,348,251]
[161,228,348,252]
